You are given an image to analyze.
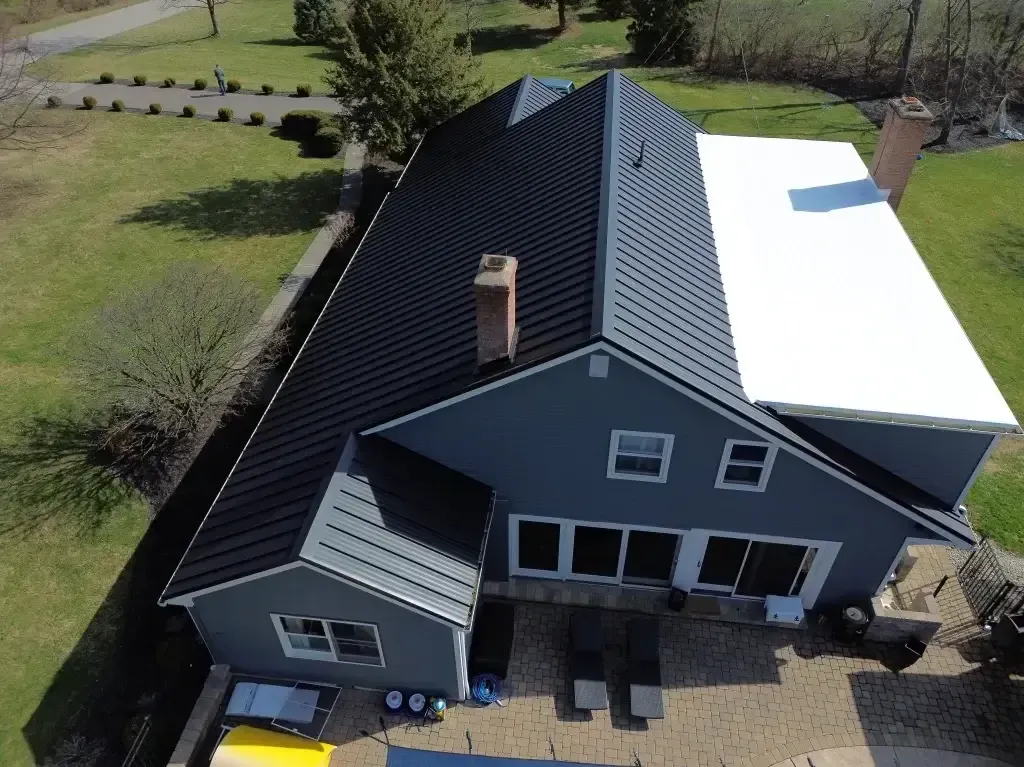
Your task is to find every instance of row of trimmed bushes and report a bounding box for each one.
[55,94,264,124]
[97,72,313,96]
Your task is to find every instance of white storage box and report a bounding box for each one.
[764,594,805,625]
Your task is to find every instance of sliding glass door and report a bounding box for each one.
[692,533,820,599]
[509,516,682,586]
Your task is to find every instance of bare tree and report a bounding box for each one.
[163,0,233,36]
[79,263,286,467]
[1,22,79,150]
[895,0,923,92]
[938,0,972,143]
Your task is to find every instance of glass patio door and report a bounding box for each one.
[693,534,818,598]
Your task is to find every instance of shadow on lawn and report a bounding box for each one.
[988,222,1024,279]
[0,411,133,539]
[459,24,558,54]
[120,168,344,239]
[247,37,337,62]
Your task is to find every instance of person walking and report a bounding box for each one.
[214,63,226,95]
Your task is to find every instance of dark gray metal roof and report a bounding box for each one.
[163,71,972,605]
[300,435,493,627]
[161,75,605,602]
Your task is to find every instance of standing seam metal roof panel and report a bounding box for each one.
[161,75,607,601]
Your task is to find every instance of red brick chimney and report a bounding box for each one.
[474,254,518,367]
[869,96,934,211]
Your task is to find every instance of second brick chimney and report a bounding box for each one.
[869,96,934,211]
[474,254,518,368]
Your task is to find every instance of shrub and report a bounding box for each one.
[296,83,312,97]
[250,111,265,126]
[46,95,62,108]
[280,109,333,139]
[217,107,234,122]
[133,74,147,85]
[261,83,274,95]
[163,77,176,87]
[149,103,162,115]
[595,0,631,19]
[99,71,114,84]
[226,79,242,93]
[310,126,344,157]
[182,104,197,117]
[294,0,341,44]
[111,99,125,112]
[194,77,208,90]
[82,95,97,110]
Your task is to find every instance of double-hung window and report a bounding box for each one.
[715,439,777,492]
[606,430,674,483]
[271,614,385,666]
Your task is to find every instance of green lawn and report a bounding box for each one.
[900,145,1024,554]
[0,111,341,767]
[31,0,332,92]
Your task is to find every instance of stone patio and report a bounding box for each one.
[323,547,1024,767]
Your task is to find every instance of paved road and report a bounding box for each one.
[56,81,340,123]
[13,0,191,59]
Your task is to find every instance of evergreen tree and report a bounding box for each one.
[627,0,702,65]
[595,0,631,21]
[294,0,340,44]
[327,0,482,160]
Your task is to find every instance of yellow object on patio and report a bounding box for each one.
[210,725,335,767]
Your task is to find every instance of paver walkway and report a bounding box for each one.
[322,546,1024,767]
[771,746,1014,767]
[12,0,190,59]
[52,81,340,124]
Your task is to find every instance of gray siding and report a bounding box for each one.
[794,417,994,510]
[190,565,461,698]
[383,354,940,606]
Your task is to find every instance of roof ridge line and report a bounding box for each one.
[590,69,622,336]
[506,74,535,128]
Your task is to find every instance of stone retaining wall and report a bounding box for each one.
[167,664,231,767]
[865,593,943,644]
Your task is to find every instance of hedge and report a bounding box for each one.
[296,83,312,97]
[82,95,97,109]
[111,99,125,112]
[99,72,114,83]
[133,74,147,85]
[310,126,344,157]
[194,78,207,90]
[250,111,265,126]
[280,109,333,139]
[226,79,241,93]
[149,103,162,115]
[217,107,234,122]
[182,104,197,117]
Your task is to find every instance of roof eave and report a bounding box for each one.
[764,401,1022,435]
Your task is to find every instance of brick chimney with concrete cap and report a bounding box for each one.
[869,96,934,210]
[474,254,519,368]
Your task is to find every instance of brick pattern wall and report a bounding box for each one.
[869,99,932,210]
[865,595,943,644]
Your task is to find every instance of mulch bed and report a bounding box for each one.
[93,79,329,97]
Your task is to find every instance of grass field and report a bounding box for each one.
[900,145,1024,554]
[31,0,332,92]
[0,111,341,767]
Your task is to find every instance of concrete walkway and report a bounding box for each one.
[53,81,340,123]
[14,0,191,59]
[772,746,1015,767]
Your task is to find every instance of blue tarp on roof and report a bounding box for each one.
[387,746,612,767]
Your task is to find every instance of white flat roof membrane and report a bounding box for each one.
[696,133,1019,432]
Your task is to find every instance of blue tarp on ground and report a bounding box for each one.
[387,746,611,767]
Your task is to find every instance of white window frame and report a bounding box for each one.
[270,613,385,667]
[508,514,686,586]
[715,439,777,492]
[606,429,674,483]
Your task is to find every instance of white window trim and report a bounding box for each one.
[508,514,686,585]
[715,438,778,492]
[270,613,386,668]
[606,429,674,483]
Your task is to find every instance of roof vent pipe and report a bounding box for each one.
[474,254,519,369]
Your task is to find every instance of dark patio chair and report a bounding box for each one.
[628,617,664,719]
[569,611,608,711]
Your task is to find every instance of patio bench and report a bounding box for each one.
[628,618,664,719]
[569,611,608,711]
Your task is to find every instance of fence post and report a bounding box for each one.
[958,538,983,576]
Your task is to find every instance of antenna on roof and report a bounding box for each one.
[634,139,646,168]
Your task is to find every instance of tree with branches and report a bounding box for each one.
[519,0,584,32]
[294,0,340,43]
[79,263,285,473]
[895,0,923,93]
[163,0,233,36]
[1,23,79,150]
[937,0,973,143]
[628,0,703,65]
[327,0,481,159]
